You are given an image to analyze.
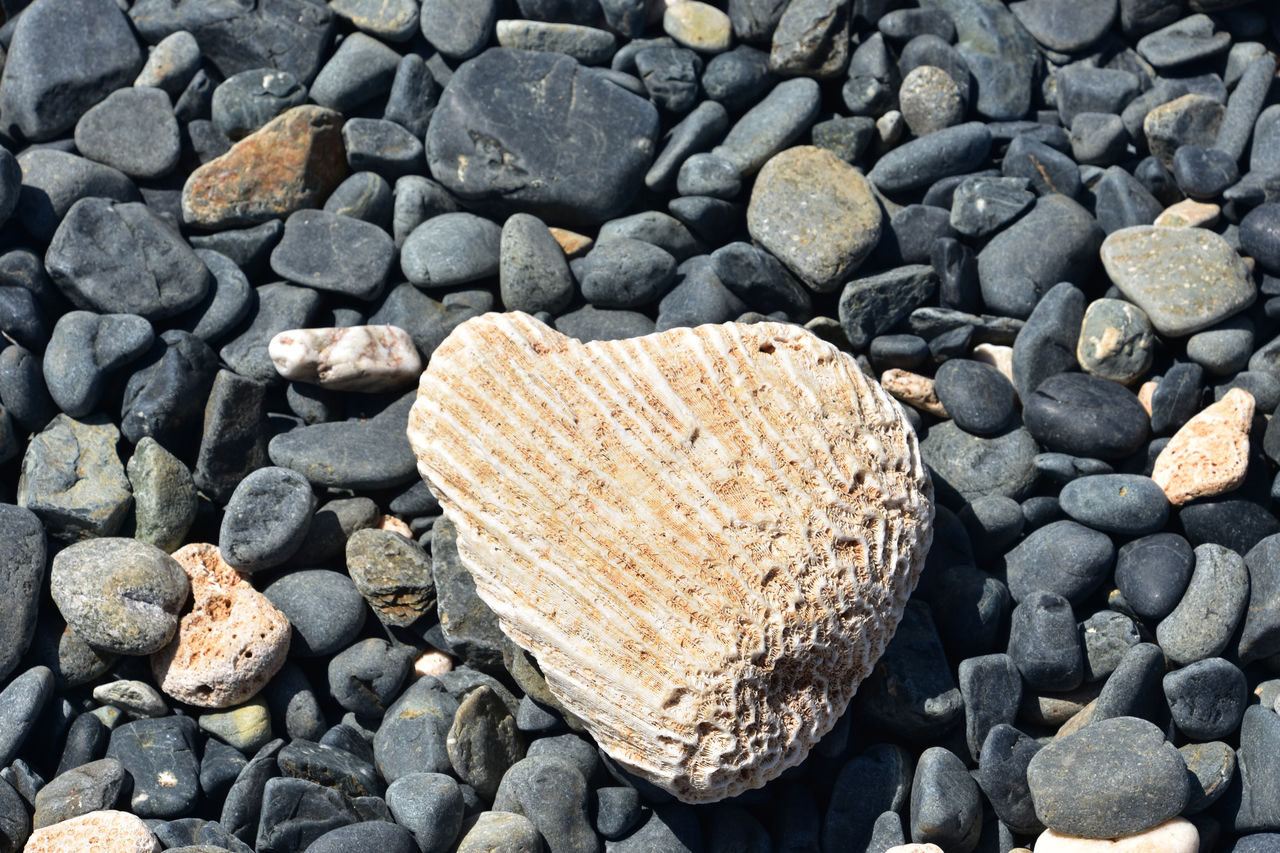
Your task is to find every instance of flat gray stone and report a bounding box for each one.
[1101,225,1255,337]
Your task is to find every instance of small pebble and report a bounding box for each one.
[1156,543,1249,666]
[1076,298,1155,385]
[1058,474,1169,537]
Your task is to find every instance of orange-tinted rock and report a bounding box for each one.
[24,810,160,853]
[150,543,291,707]
[180,105,346,229]
[1151,388,1254,506]
[377,514,413,537]
[1137,380,1158,416]
[881,368,949,418]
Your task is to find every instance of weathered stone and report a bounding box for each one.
[1151,388,1253,505]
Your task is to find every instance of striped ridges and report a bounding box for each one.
[407,312,934,803]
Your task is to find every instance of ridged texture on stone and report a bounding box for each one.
[150,543,292,707]
[407,311,933,803]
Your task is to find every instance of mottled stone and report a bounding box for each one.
[270,326,421,392]
[151,543,291,708]
[345,528,436,627]
[881,369,948,418]
[182,106,347,229]
[18,415,132,540]
[746,145,882,293]
[1151,388,1253,505]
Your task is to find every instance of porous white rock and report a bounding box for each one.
[407,311,934,803]
[268,324,421,391]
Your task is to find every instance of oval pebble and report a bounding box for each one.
[50,538,189,656]
[933,359,1016,436]
[262,570,368,658]
[219,466,317,572]
[1023,372,1150,460]
[1058,474,1169,536]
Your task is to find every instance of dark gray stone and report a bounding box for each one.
[194,370,269,502]
[837,265,937,351]
[18,415,133,540]
[1164,657,1246,740]
[107,715,200,818]
[1114,533,1193,622]
[255,776,361,853]
[262,569,367,658]
[426,48,659,225]
[711,77,821,175]
[494,756,598,853]
[74,86,181,179]
[856,600,963,740]
[0,0,144,142]
[46,197,211,320]
[309,32,401,112]
[14,149,139,242]
[1022,372,1149,460]
[578,238,676,308]
[212,69,307,140]
[43,312,153,419]
[219,466,315,571]
[267,390,418,490]
[1004,519,1115,605]
[0,667,53,768]
[868,122,992,194]
[957,653,1020,763]
[419,0,497,59]
[934,359,1015,437]
[401,212,501,289]
[373,676,459,783]
[1156,543,1250,666]
[1026,716,1188,838]
[920,421,1038,506]
[269,209,395,300]
[129,0,335,85]
[1008,591,1084,691]
[909,746,980,851]
[1058,473,1169,536]
[976,194,1103,319]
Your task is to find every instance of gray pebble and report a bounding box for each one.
[309,32,401,112]
[18,414,133,540]
[270,209,396,301]
[219,466,316,571]
[402,212,502,289]
[51,537,188,655]
[1026,715,1188,838]
[44,311,153,419]
[1156,543,1250,666]
[74,86,181,179]
[577,238,677,308]
[386,773,464,853]
[346,528,435,628]
[262,570,368,658]
[711,77,821,175]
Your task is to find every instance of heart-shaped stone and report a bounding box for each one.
[407,312,933,802]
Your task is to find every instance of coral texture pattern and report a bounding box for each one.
[407,311,934,802]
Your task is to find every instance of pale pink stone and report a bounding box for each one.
[1154,199,1219,229]
[269,325,422,392]
[880,368,948,418]
[415,649,455,677]
[1033,817,1198,852]
[1151,387,1254,506]
[884,845,944,853]
[1137,380,1158,416]
[151,543,291,708]
[377,514,413,537]
[24,810,161,853]
[972,343,1014,389]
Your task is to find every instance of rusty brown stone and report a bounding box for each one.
[150,543,291,707]
[1151,387,1254,506]
[180,105,347,229]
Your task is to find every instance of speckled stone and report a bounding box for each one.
[1151,388,1254,505]
[1100,226,1255,337]
[746,145,881,293]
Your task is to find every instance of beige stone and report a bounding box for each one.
[24,810,160,853]
[885,845,944,853]
[548,227,592,257]
[1151,387,1254,505]
[269,325,421,392]
[378,514,413,537]
[1033,817,1198,852]
[151,543,291,708]
[663,1,731,52]
[880,369,949,418]
[408,312,934,803]
[1137,380,1158,416]
[972,343,1015,389]
[415,649,455,677]
[1154,198,1219,229]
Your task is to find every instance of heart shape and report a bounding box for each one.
[407,312,933,802]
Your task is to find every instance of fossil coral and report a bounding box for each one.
[407,312,933,802]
